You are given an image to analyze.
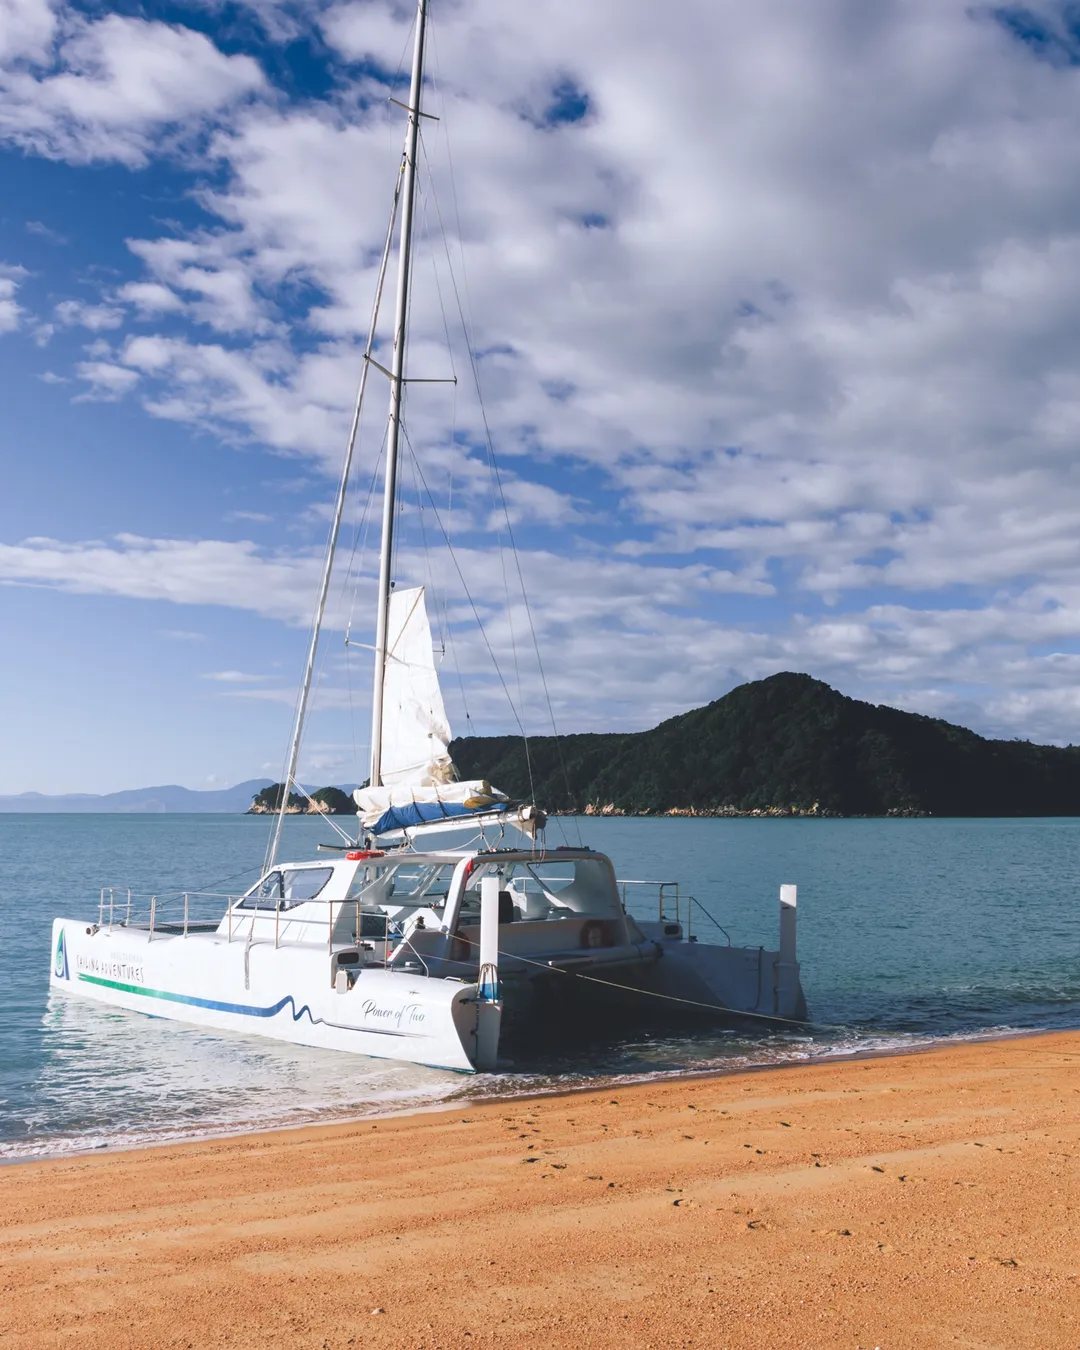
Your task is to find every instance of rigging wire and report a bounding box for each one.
[403,430,443,654]
[416,123,472,736]
[342,433,385,773]
[412,121,533,802]
[408,177,450,661]
[343,430,389,643]
[403,438,532,743]
[342,427,387,778]
[418,103,577,827]
[264,127,407,872]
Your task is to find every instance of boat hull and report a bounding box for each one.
[49,919,479,1072]
[495,934,806,1025]
[634,940,807,1022]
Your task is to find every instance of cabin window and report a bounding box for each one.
[346,862,454,908]
[239,867,334,909]
[458,857,621,922]
[511,858,621,920]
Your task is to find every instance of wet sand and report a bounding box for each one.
[3,1031,1079,1349]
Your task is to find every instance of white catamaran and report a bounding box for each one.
[49,0,806,1072]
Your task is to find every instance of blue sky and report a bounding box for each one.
[5,0,1080,793]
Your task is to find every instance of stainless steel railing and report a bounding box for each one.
[618,878,690,937]
[95,887,400,954]
[97,888,241,941]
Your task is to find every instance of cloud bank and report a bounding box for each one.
[6,1,1080,745]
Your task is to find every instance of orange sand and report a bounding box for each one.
[3,1032,1079,1349]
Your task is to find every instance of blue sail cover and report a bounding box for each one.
[372,797,515,836]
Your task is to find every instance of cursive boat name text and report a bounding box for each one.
[359,999,426,1029]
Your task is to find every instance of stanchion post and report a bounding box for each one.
[475,872,502,1071]
[775,884,802,1018]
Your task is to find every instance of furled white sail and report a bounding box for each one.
[353,585,516,833]
[378,586,453,787]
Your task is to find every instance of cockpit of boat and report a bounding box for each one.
[344,852,624,922]
[227,848,642,961]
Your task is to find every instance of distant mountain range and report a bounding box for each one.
[11,672,1080,816]
[451,672,1080,817]
[0,780,369,814]
[0,779,277,813]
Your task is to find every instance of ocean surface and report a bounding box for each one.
[3,812,1079,1159]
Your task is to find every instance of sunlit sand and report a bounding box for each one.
[3,1031,1078,1348]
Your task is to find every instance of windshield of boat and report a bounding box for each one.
[346,861,455,910]
[238,867,334,909]
[461,856,621,921]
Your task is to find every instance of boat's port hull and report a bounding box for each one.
[624,937,806,1022]
[453,937,805,1034]
[49,919,479,1072]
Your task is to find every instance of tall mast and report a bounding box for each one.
[369,0,428,790]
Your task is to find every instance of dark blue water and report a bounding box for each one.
[3,813,1079,1158]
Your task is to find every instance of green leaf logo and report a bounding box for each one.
[54,929,69,980]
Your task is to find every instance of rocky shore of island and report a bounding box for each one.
[247,784,356,815]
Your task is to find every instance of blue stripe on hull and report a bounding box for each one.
[77,972,424,1038]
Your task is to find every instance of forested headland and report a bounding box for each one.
[450,672,1080,817]
[248,784,355,815]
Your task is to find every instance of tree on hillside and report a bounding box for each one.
[251,783,305,812]
[310,787,355,815]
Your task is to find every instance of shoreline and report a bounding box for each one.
[4,1029,1078,1348]
[0,1022,1066,1168]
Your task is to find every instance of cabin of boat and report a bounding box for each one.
[163,845,661,981]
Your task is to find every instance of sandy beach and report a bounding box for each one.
[2,1032,1078,1349]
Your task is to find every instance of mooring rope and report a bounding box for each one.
[438,928,880,1039]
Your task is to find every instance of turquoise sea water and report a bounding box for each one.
[3,813,1079,1159]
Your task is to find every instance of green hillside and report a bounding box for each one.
[449,672,1080,816]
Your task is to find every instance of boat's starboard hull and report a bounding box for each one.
[49,919,479,1073]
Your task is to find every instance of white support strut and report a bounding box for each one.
[475,870,502,1070]
[775,883,801,1019]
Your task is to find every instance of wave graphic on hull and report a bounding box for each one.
[76,973,426,1038]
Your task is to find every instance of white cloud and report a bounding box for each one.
[55,298,122,330]
[116,281,185,315]
[0,0,55,65]
[73,359,140,401]
[202,669,272,682]
[0,12,265,166]
[0,534,322,624]
[116,333,354,456]
[487,478,584,529]
[125,236,278,334]
[25,217,67,244]
[0,263,26,333]
[224,510,274,524]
